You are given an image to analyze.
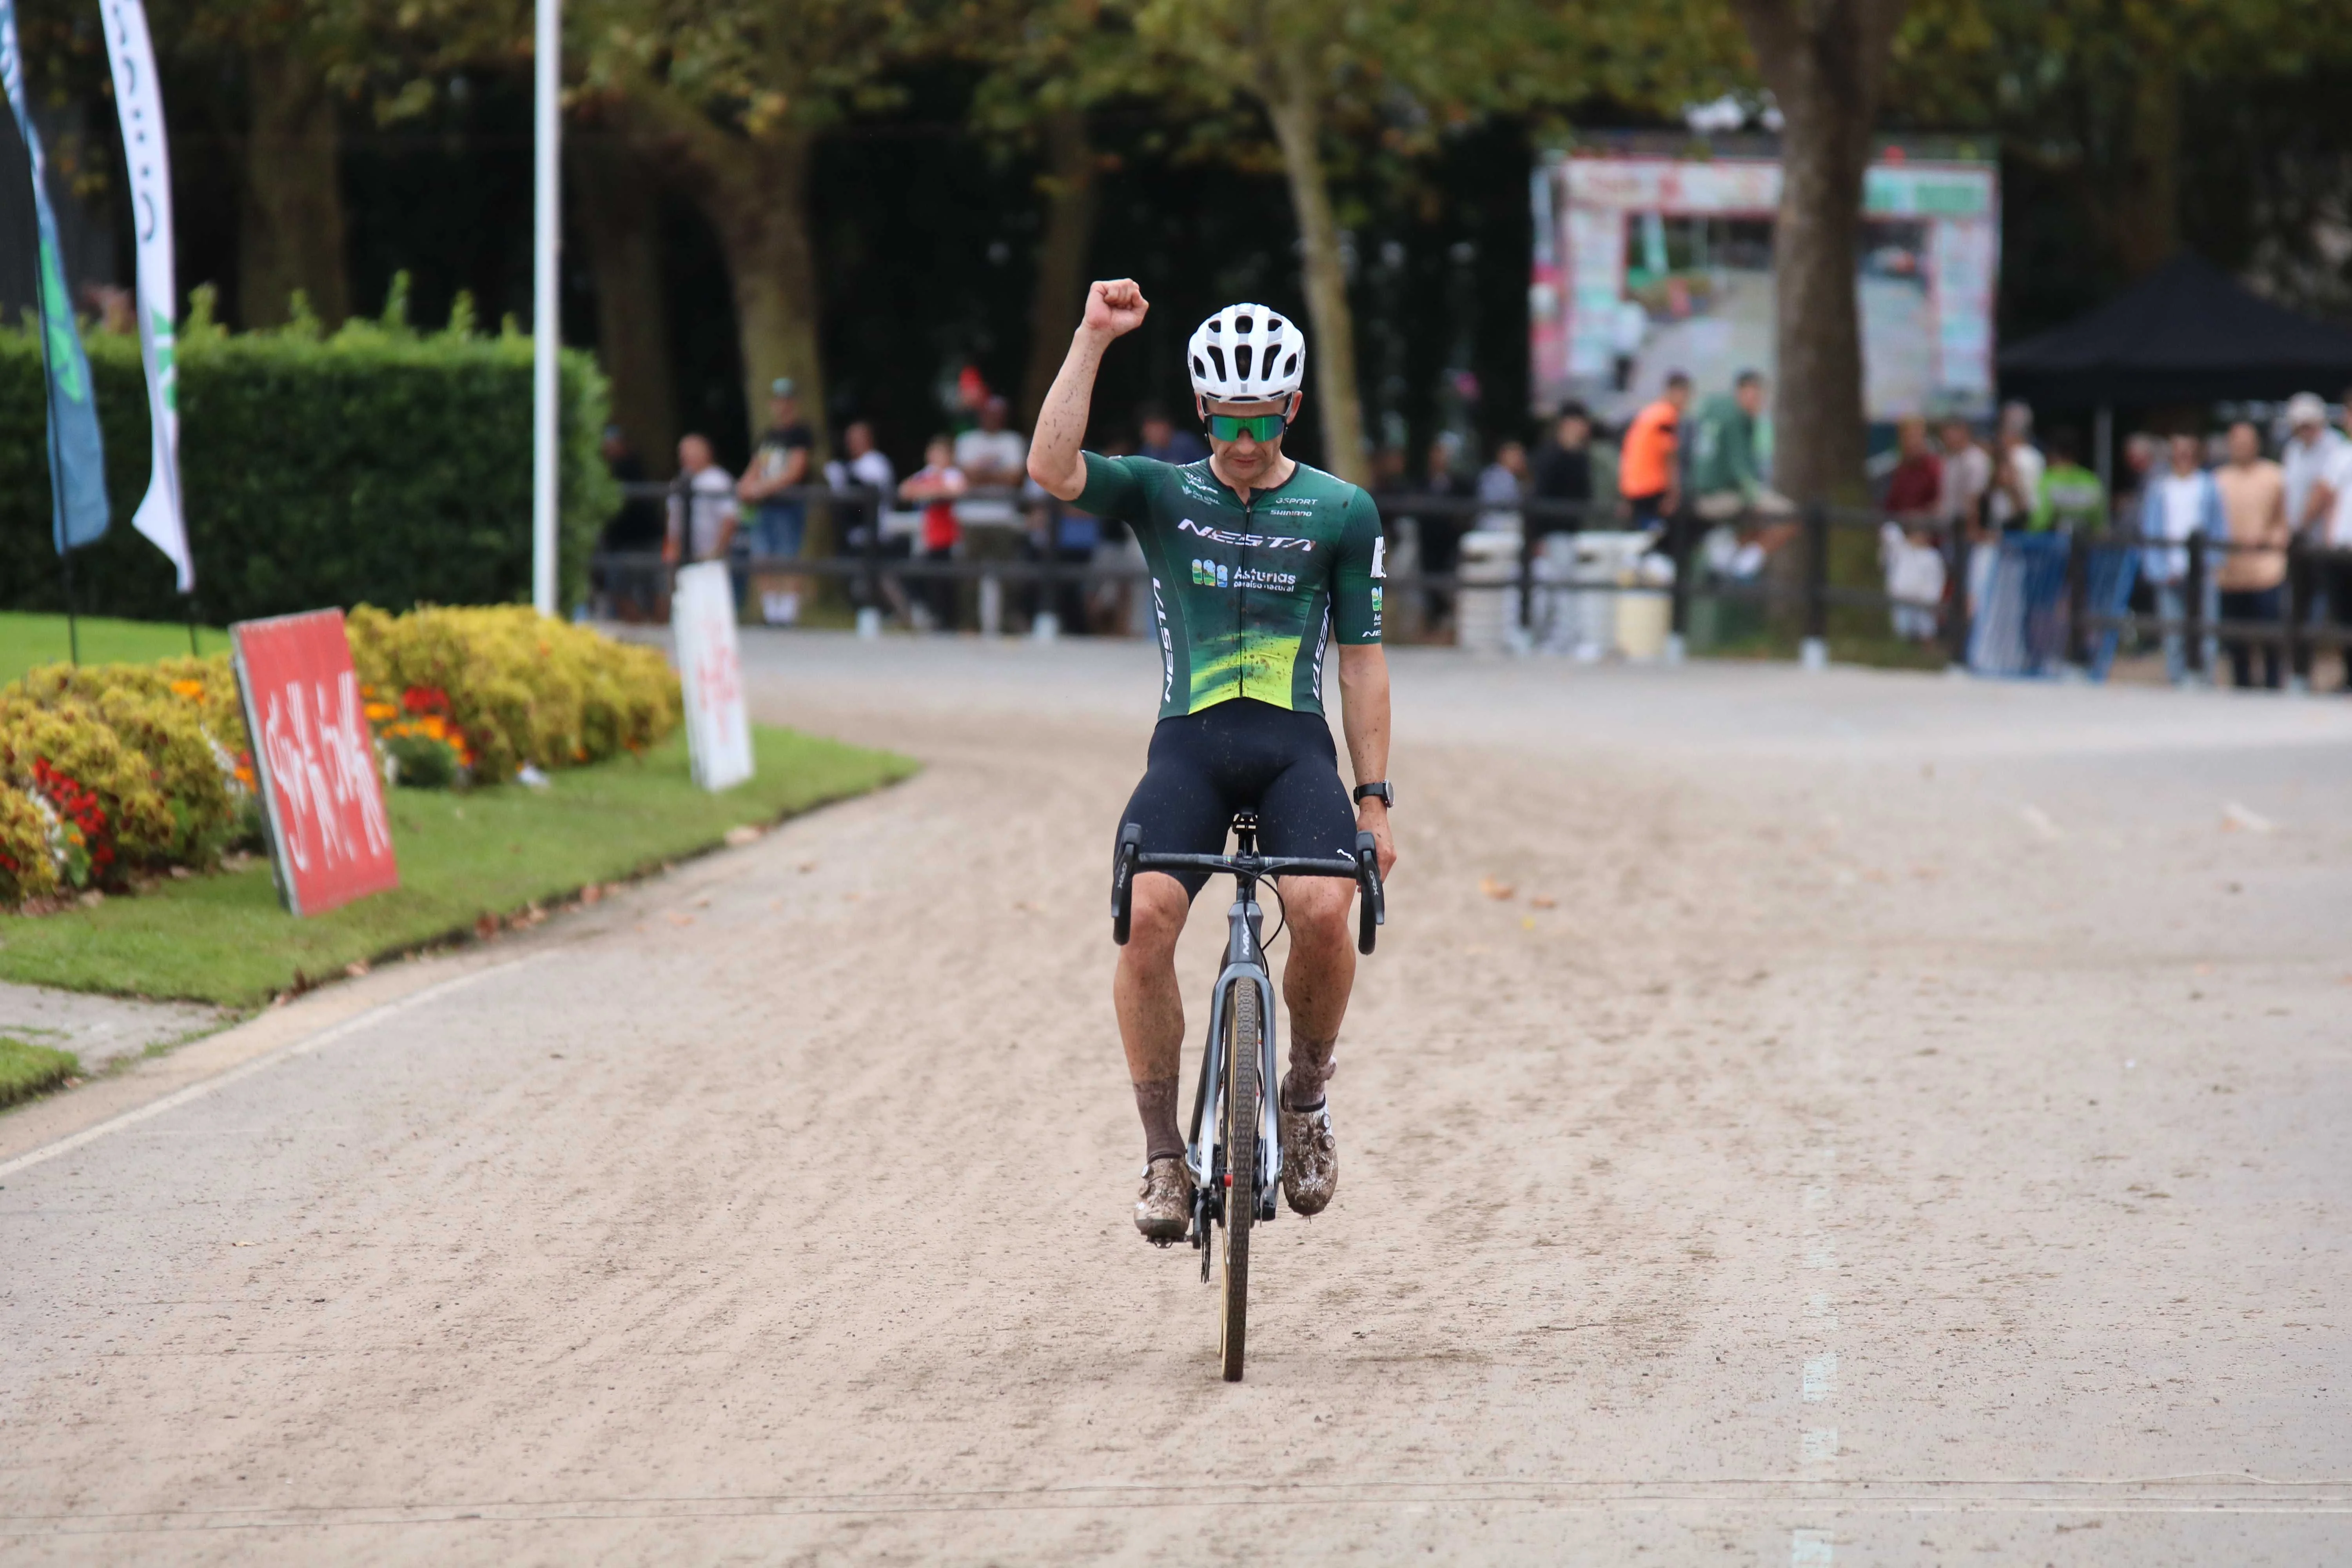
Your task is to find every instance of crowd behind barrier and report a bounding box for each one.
[591,477,2352,681]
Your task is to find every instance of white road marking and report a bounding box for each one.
[2018,804,2063,841]
[1802,1428,1840,1463]
[1802,1353,1838,1403]
[0,955,545,1181]
[1791,1526,1835,1564]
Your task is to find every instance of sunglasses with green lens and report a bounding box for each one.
[1206,412,1289,442]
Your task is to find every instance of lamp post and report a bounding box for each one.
[530,0,561,616]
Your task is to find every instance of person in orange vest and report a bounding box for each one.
[1619,370,1691,530]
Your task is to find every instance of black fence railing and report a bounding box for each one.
[590,478,2352,679]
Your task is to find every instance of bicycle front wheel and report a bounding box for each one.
[1219,979,1261,1382]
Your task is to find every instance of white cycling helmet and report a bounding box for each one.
[1187,303,1306,403]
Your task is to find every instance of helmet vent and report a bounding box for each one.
[1283,352,1299,377]
[1235,315,1255,334]
[1236,344,1254,381]
[1205,344,1229,381]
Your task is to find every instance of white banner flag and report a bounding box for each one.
[99,0,189,590]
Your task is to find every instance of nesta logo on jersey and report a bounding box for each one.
[1178,517,1315,552]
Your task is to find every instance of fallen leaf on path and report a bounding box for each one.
[1530,895,1557,909]
[1480,877,1515,900]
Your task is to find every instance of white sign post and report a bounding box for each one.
[671,562,753,791]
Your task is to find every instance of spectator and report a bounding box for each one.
[2212,420,2290,690]
[1619,370,1690,529]
[953,394,1029,530]
[1882,415,1942,516]
[2317,394,2352,689]
[1936,417,1991,537]
[1689,369,1794,523]
[1530,403,1595,539]
[826,419,896,554]
[1138,404,1208,466]
[2279,392,2346,687]
[900,435,967,631]
[2031,431,2106,534]
[1986,400,2043,533]
[664,434,738,567]
[1478,439,1529,532]
[1411,434,1476,630]
[2137,431,2222,685]
[824,418,896,499]
[2111,431,2161,532]
[737,379,814,561]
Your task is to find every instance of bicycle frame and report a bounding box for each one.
[1181,840,1283,1232]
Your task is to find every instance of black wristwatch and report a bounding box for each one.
[1352,782,1394,808]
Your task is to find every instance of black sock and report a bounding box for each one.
[1283,1040,1334,1113]
[1133,1078,1183,1164]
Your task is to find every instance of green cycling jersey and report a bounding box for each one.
[1076,452,1385,719]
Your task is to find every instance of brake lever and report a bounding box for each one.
[1112,823,1142,945]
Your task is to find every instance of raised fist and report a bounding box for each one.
[1082,279,1149,339]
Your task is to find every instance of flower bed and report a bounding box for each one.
[0,610,680,906]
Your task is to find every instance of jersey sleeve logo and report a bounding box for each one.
[1370,536,1385,579]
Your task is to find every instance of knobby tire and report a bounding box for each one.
[1220,980,1259,1382]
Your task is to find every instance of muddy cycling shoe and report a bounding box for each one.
[1280,1099,1338,1216]
[1134,1156,1196,1245]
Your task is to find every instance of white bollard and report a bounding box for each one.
[1032,611,1060,642]
[980,574,1003,637]
[1799,636,1829,671]
[856,606,882,639]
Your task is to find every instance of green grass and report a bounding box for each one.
[0,611,230,684]
[0,725,915,1006]
[0,1036,80,1107]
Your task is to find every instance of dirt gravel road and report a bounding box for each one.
[3,635,2348,1565]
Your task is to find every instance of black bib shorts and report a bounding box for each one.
[1115,697,1357,900]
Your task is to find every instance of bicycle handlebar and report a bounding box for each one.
[1132,852,1361,878]
[1112,824,1385,955]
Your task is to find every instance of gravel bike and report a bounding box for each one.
[1111,810,1384,1381]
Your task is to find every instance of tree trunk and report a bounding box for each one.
[238,44,347,328]
[1262,48,1368,487]
[705,128,827,463]
[1733,0,1907,507]
[616,86,830,463]
[572,131,679,475]
[1018,109,1099,433]
[2107,63,2181,276]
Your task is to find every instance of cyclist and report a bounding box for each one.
[1028,279,1398,1242]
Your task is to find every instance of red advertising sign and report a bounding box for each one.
[230,610,399,916]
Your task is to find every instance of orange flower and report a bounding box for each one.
[169,679,205,701]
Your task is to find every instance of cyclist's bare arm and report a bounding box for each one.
[1336,644,1396,878]
[1029,280,1151,501]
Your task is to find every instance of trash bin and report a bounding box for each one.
[1455,529,1521,653]
[1615,552,1675,661]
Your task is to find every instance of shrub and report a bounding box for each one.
[0,283,617,624]
[0,698,174,885]
[0,782,64,902]
[7,658,255,868]
[345,605,680,781]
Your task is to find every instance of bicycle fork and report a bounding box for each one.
[1186,880,1283,1261]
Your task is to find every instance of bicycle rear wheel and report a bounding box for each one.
[1219,979,1260,1382]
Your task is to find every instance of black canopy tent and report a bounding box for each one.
[1998,254,2352,488]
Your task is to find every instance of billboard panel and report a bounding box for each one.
[1531,151,2000,424]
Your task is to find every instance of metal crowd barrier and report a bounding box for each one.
[588,477,2352,679]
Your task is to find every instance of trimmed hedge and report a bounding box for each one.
[0,285,617,625]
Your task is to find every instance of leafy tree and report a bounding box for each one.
[566,0,936,458]
[1891,0,2350,283]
